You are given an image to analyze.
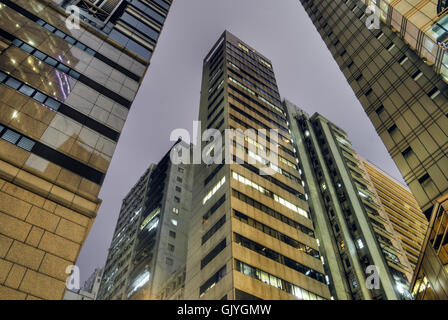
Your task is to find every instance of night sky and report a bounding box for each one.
[76,0,404,284]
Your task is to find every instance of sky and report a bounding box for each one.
[76,0,405,283]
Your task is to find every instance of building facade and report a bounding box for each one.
[0,0,171,299]
[126,142,194,300]
[97,165,154,300]
[285,100,413,300]
[98,142,194,300]
[183,31,331,301]
[359,157,428,271]
[299,0,448,220]
[411,193,448,299]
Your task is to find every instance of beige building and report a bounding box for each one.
[411,194,448,299]
[359,158,428,271]
[0,0,172,300]
[184,31,331,300]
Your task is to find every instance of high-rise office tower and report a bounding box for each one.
[0,0,171,300]
[285,100,413,300]
[97,165,154,300]
[183,31,331,300]
[98,142,194,300]
[411,194,448,299]
[126,142,193,300]
[298,0,448,220]
[358,157,428,271]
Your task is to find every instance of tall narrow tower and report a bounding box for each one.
[184,31,331,300]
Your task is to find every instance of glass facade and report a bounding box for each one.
[0,0,171,300]
[299,0,448,220]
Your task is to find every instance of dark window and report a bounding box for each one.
[199,265,227,296]
[201,239,227,269]
[402,147,413,158]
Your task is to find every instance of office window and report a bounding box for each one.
[172,208,179,215]
[171,219,178,227]
[168,244,175,252]
[402,147,413,158]
[175,186,182,193]
[177,177,183,183]
[169,231,176,239]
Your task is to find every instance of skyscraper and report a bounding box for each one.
[298,0,448,220]
[183,31,331,300]
[98,142,194,300]
[97,165,154,300]
[0,0,171,300]
[285,100,413,299]
[358,157,428,271]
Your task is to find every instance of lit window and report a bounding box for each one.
[202,176,226,205]
[171,219,178,227]
[172,208,179,215]
[357,239,364,249]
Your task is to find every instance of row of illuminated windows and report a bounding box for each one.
[228,80,284,116]
[203,194,226,223]
[226,42,275,80]
[8,34,131,108]
[229,91,286,125]
[227,65,280,101]
[235,260,326,300]
[226,52,278,90]
[233,210,319,259]
[234,233,325,283]
[233,155,305,200]
[234,142,301,185]
[2,0,140,81]
[228,117,296,160]
[232,171,309,219]
[230,97,288,134]
[202,176,226,205]
[228,67,281,104]
[229,103,290,144]
[0,71,120,142]
[232,189,314,236]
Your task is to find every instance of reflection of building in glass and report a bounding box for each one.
[0,0,171,300]
[285,101,413,300]
[411,194,448,299]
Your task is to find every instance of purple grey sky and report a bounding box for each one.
[76,0,405,283]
